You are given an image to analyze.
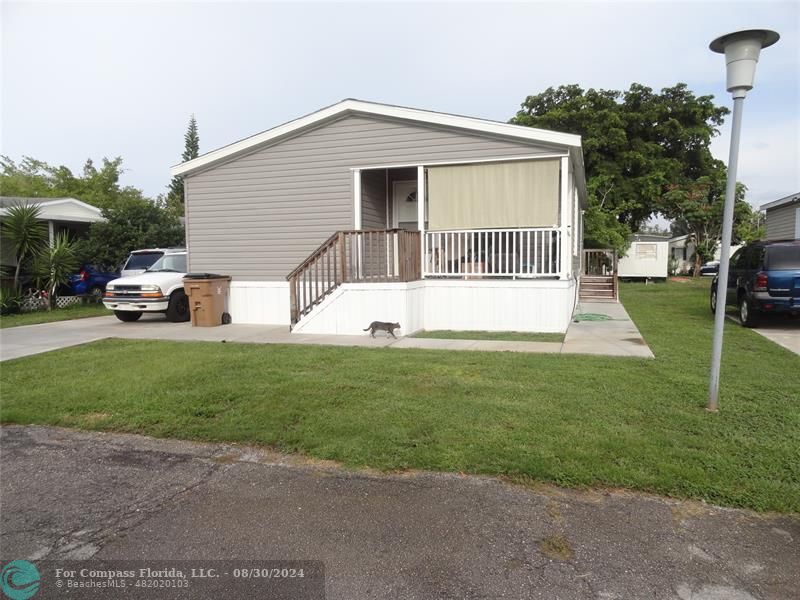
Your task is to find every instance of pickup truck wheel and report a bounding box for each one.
[738,295,760,328]
[166,290,190,323]
[114,311,142,322]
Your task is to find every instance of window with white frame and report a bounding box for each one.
[635,243,658,260]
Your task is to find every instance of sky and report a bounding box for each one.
[2,0,798,212]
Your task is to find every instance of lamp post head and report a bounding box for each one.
[710,29,779,98]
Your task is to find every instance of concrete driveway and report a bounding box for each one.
[725,312,800,355]
[0,302,654,361]
[1,426,797,600]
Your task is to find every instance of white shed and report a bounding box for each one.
[618,235,669,279]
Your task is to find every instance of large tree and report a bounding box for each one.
[510,83,729,253]
[75,199,185,269]
[660,171,752,275]
[167,114,200,211]
[0,155,147,209]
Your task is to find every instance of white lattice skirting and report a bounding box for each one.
[20,295,84,312]
[56,296,83,309]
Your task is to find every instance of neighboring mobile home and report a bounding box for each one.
[618,234,669,280]
[171,99,587,335]
[762,192,800,241]
[668,234,743,275]
[669,234,695,274]
[0,196,104,279]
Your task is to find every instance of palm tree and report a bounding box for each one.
[1,202,48,289]
[33,232,79,310]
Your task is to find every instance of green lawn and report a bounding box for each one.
[0,303,110,328]
[1,279,798,513]
[412,330,565,343]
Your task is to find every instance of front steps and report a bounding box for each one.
[579,275,617,301]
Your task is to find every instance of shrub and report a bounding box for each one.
[0,286,23,315]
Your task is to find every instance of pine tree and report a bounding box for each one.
[167,114,199,211]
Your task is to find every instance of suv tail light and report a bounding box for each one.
[80,270,89,281]
[755,272,768,292]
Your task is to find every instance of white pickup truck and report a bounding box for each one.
[103,249,189,322]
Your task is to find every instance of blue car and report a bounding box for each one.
[710,240,800,327]
[68,264,120,299]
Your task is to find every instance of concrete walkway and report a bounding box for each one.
[0,302,653,362]
[3,425,797,600]
[565,301,654,358]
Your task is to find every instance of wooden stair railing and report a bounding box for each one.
[287,229,421,328]
[581,249,618,301]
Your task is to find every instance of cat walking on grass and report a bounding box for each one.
[363,321,401,338]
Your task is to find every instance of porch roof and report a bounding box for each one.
[0,196,104,224]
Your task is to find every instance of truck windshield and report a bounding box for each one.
[124,252,162,271]
[147,254,187,273]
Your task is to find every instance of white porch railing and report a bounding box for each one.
[424,228,561,278]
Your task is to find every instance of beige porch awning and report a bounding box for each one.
[427,159,560,230]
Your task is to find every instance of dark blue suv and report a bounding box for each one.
[68,264,120,300]
[710,240,800,327]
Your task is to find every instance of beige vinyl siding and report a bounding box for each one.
[185,114,558,280]
[765,203,800,240]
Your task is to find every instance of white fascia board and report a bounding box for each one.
[568,147,587,207]
[170,99,583,177]
[760,192,799,211]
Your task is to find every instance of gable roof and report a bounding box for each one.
[170,99,585,188]
[761,192,799,211]
[668,234,692,244]
[0,196,104,223]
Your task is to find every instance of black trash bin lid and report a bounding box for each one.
[183,272,228,279]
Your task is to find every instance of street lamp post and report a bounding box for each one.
[707,29,780,411]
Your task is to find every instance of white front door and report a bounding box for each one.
[393,180,418,230]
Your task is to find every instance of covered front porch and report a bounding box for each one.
[351,156,577,281]
[287,156,580,327]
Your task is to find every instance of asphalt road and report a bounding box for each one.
[1,426,797,599]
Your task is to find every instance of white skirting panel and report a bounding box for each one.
[291,282,426,336]
[423,279,576,333]
[290,278,576,336]
[228,281,290,325]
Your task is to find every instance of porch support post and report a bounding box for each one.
[417,165,426,277]
[48,220,55,247]
[559,156,570,280]
[353,169,362,230]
